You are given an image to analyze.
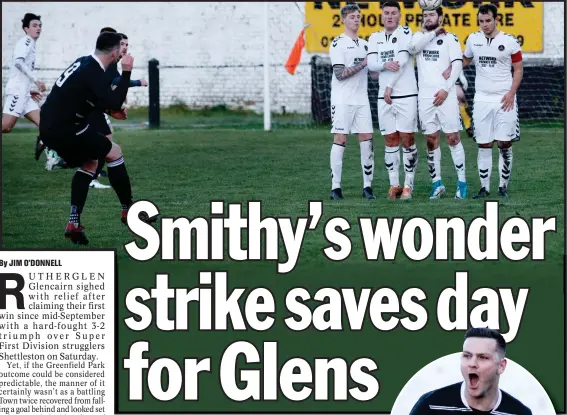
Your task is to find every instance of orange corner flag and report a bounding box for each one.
[285,29,305,75]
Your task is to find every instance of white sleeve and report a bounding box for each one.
[508,35,522,55]
[13,38,30,62]
[445,60,463,93]
[14,58,36,83]
[443,35,463,92]
[459,71,468,91]
[367,33,384,72]
[329,39,345,67]
[448,34,463,63]
[398,27,413,55]
[463,35,474,59]
[386,52,410,88]
[386,31,413,88]
[408,31,435,55]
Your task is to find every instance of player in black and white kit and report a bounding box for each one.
[329,3,377,201]
[87,28,148,190]
[367,0,418,200]
[409,328,532,414]
[463,4,524,198]
[39,32,154,245]
[409,7,468,200]
[1,13,63,170]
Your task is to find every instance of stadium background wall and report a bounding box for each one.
[1,2,564,121]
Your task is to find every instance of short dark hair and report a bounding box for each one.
[340,3,360,18]
[381,1,400,11]
[95,32,122,54]
[118,33,128,40]
[464,328,507,357]
[22,13,41,29]
[478,4,498,19]
[100,27,117,34]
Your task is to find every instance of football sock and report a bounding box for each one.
[330,143,345,190]
[449,142,466,182]
[402,144,418,189]
[477,147,492,191]
[70,169,94,225]
[107,157,133,207]
[385,146,400,187]
[69,206,80,227]
[460,103,472,130]
[427,147,441,183]
[499,147,513,188]
[94,157,106,181]
[360,139,374,189]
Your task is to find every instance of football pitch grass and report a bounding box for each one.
[2,121,564,257]
[1,121,565,411]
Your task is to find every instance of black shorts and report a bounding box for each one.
[40,126,112,168]
[87,111,112,136]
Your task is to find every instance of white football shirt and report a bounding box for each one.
[329,34,370,106]
[464,31,522,102]
[367,25,417,97]
[413,31,463,99]
[5,35,36,96]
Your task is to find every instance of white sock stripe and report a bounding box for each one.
[77,169,94,177]
[107,157,124,168]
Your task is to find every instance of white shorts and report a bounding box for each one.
[377,95,418,135]
[2,94,39,118]
[473,100,519,144]
[330,104,373,135]
[418,95,462,135]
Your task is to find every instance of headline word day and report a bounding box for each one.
[124,340,379,402]
[125,271,527,342]
[123,201,556,273]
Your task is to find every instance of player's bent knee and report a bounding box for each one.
[446,133,460,146]
[2,117,16,133]
[425,133,440,150]
[82,160,98,174]
[384,133,400,147]
[333,134,347,146]
[358,133,373,141]
[105,142,123,162]
[399,133,415,148]
[497,141,512,149]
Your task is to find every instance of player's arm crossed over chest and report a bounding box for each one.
[330,36,368,81]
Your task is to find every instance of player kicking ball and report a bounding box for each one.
[409,7,468,200]
[39,32,156,245]
[328,4,378,201]
[463,4,524,198]
[367,0,419,200]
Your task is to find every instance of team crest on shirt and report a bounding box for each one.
[437,39,443,45]
[499,45,505,51]
[364,45,368,51]
[392,37,397,44]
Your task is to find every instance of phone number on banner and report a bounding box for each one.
[305,1,542,53]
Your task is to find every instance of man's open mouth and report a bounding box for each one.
[468,373,480,389]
